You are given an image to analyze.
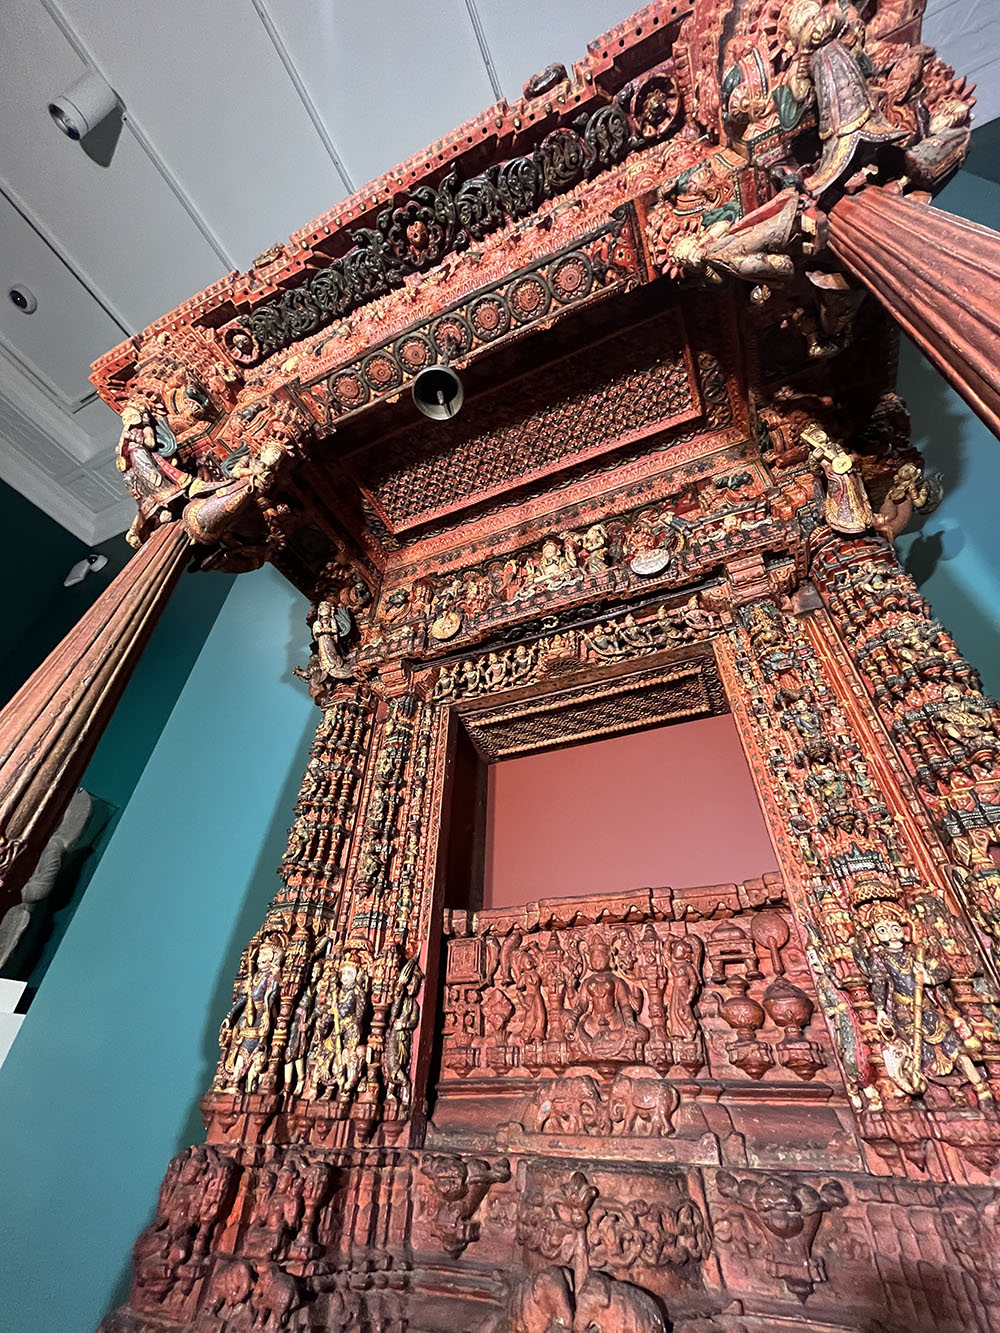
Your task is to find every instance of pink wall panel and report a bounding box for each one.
[484,714,778,909]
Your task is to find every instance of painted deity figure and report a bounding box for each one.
[779,0,903,195]
[857,901,992,1102]
[803,423,874,534]
[567,937,649,1063]
[218,938,285,1093]
[308,950,371,1102]
[116,391,257,551]
[283,987,314,1095]
[533,537,580,593]
[580,524,610,574]
[116,398,198,548]
[382,956,422,1109]
[510,643,537,683]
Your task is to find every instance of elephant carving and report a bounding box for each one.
[608,1069,679,1137]
[575,1271,668,1332]
[524,1075,606,1135]
[208,1259,254,1322]
[253,1263,303,1329]
[481,1265,667,1332]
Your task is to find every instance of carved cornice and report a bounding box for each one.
[230,105,660,366]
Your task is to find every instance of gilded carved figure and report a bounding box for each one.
[856,900,992,1102]
[218,937,285,1093]
[777,0,904,196]
[382,955,422,1109]
[307,946,370,1102]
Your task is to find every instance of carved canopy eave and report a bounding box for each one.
[89,4,693,406]
[94,0,969,623]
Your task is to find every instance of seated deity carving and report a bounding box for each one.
[567,935,649,1064]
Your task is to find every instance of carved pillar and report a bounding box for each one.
[207,673,448,1150]
[829,188,1000,441]
[207,687,376,1121]
[811,532,1000,961]
[340,688,449,1141]
[0,520,189,909]
[717,588,1000,1179]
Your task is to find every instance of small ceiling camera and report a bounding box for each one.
[8,285,37,313]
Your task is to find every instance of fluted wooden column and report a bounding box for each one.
[829,186,1000,441]
[0,521,190,908]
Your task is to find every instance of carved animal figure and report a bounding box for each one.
[208,1259,254,1321]
[482,1265,667,1333]
[253,1263,303,1329]
[421,1155,512,1258]
[486,1265,573,1332]
[526,1075,606,1135]
[608,1070,679,1137]
[575,1271,667,1333]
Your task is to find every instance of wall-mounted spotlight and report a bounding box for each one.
[49,70,120,142]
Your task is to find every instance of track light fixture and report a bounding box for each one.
[49,70,120,142]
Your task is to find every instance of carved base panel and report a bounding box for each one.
[101,873,1000,1333]
[99,1139,1000,1333]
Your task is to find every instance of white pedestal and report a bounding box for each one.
[0,977,26,1069]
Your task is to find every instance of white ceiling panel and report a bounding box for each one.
[0,377,80,480]
[64,464,118,511]
[51,0,351,268]
[72,396,124,463]
[0,346,101,465]
[0,192,123,405]
[474,0,635,103]
[923,0,1000,128]
[0,0,225,330]
[262,0,497,192]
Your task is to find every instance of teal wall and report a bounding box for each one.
[895,158,1000,698]
[0,479,86,708]
[0,479,235,988]
[0,565,315,1333]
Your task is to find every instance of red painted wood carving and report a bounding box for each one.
[78,0,1000,1329]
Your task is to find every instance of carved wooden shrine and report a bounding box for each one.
[8,0,1000,1328]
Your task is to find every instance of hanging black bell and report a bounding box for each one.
[412,364,464,421]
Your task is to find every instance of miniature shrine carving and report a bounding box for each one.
[52,0,1000,1329]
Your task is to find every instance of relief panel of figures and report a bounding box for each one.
[434,885,850,1175]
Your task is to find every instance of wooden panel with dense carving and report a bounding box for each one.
[432,882,846,1165]
[349,302,697,533]
[457,652,728,760]
[87,0,1000,1330]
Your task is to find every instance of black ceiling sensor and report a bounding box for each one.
[8,285,37,313]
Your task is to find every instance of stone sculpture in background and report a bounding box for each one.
[0,787,92,973]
